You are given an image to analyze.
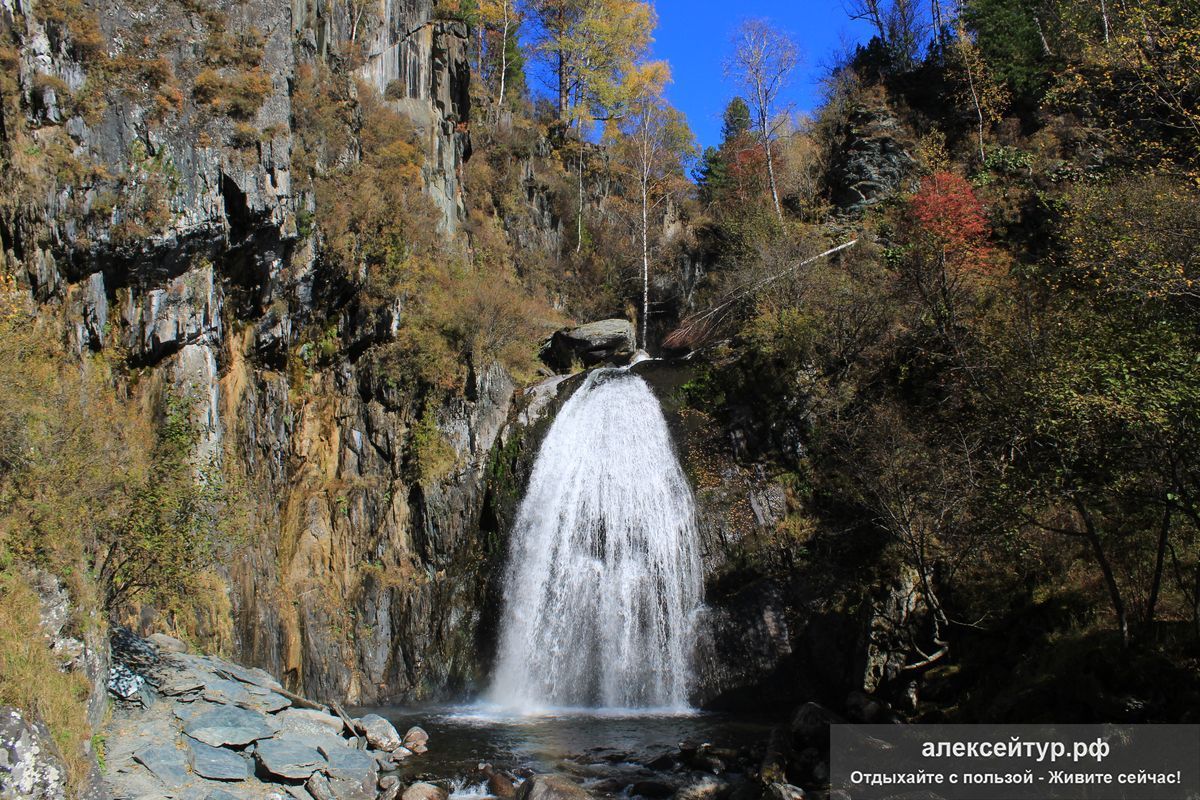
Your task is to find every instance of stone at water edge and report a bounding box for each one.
[630,780,674,798]
[540,318,637,371]
[489,776,517,798]
[356,713,403,751]
[674,777,731,800]
[402,725,429,750]
[516,774,592,800]
[403,781,450,800]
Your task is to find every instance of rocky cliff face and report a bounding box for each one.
[0,0,517,705]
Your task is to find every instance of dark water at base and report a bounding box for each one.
[357,705,781,797]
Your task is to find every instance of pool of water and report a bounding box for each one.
[356,704,782,797]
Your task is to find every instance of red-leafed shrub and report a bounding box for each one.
[906,171,997,277]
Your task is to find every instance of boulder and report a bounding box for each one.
[516,774,592,800]
[403,781,450,800]
[186,737,250,781]
[490,774,518,798]
[184,704,280,747]
[255,736,327,780]
[540,319,637,371]
[0,707,68,800]
[356,714,402,751]
[402,725,429,750]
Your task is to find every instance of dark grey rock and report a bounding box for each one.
[254,737,326,780]
[184,705,280,747]
[541,319,637,371]
[186,737,250,781]
[829,103,916,212]
[132,742,191,787]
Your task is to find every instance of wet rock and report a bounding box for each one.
[402,725,429,751]
[632,780,675,798]
[255,737,326,780]
[133,742,191,787]
[674,777,730,800]
[403,781,451,800]
[356,714,402,751]
[765,784,805,800]
[517,774,592,800]
[541,319,637,371]
[187,737,250,781]
[0,706,68,800]
[184,704,280,747]
[483,766,517,799]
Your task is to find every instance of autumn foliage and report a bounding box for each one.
[906,170,997,278]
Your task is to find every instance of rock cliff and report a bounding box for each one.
[0,0,512,706]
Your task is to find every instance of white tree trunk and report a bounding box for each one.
[497,0,509,106]
[641,169,650,351]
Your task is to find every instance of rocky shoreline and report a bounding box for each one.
[103,630,433,800]
[2,625,840,800]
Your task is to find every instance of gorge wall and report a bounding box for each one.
[1,0,521,705]
[1,0,924,715]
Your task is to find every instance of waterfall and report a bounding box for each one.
[488,367,703,712]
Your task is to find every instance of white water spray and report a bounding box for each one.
[488,368,703,712]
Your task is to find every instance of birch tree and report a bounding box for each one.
[611,62,695,349]
[725,19,799,224]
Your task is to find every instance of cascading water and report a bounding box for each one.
[488,367,703,712]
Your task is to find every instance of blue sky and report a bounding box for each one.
[647,0,877,150]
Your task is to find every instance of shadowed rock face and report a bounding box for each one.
[828,102,916,213]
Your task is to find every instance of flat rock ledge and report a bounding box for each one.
[102,631,427,800]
